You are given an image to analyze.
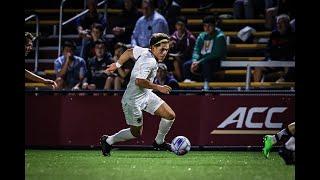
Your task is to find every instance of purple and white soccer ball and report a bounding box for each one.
[171,136,191,156]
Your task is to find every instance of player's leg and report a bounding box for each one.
[263,122,295,158]
[152,102,175,151]
[100,103,143,156]
[279,136,295,165]
[143,92,175,151]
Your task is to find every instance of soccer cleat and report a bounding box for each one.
[100,135,112,156]
[278,146,295,165]
[152,141,172,152]
[262,135,274,158]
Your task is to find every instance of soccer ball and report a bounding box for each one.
[171,136,191,156]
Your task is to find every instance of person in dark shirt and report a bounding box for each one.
[253,14,295,82]
[82,39,113,90]
[111,0,142,44]
[157,0,181,34]
[76,0,106,38]
[154,63,179,89]
[168,16,196,81]
[82,23,106,61]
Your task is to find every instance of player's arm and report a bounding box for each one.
[135,78,172,94]
[105,49,134,73]
[25,69,56,85]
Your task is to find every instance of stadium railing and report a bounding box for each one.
[220,60,295,90]
[25,14,39,72]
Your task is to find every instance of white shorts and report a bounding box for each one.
[122,91,164,126]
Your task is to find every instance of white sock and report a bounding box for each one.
[285,137,295,151]
[106,128,136,145]
[271,135,277,145]
[155,118,174,144]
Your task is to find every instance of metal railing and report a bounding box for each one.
[221,60,295,90]
[58,0,108,57]
[25,14,39,72]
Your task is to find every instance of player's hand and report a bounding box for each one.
[44,79,57,90]
[105,63,117,74]
[191,61,199,74]
[43,79,57,90]
[157,85,172,94]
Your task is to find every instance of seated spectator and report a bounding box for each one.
[111,0,142,44]
[82,39,113,91]
[265,0,295,30]
[105,42,135,92]
[55,41,87,90]
[233,0,274,19]
[82,23,106,61]
[131,0,169,47]
[76,0,106,38]
[154,63,179,89]
[156,0,181,34]
[76,0,106,57]
[168,16,196,81]
[183,16,227,84]
[253,14,295,82]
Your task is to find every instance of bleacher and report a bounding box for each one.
[24,0,294,90]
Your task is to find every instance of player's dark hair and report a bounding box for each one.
[149,33,170,47]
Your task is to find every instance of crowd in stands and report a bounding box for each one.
[26,0,295,91]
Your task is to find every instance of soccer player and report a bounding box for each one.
[100,33,175,156]
[263,122,295,164]
[25,32,57,88]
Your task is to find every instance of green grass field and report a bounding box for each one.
[25,149,294,180]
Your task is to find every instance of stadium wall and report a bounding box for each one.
[25,94,294,147]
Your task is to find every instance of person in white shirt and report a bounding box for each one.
[100,33,175,156]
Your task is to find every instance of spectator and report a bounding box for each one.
[154,63,179,89]
[54,41,87,90]
[82,39,113,91]
[157,0,181,34]
[105,42,135,92]
[169,16,196,81]
[253,14,295,82]
[233,0,274,19]
[131,0,169,47]
[82,23,106,61]
[183,16,227,85]
[76,0,106,57]
[76,0,106,38]
[265,0,295,30]
[111,0,142,44]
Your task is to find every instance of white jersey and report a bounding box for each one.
[121,46,158,106]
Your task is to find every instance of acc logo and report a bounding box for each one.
[217,107,287,129]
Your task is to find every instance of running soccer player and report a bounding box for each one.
[100,33,175,156]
